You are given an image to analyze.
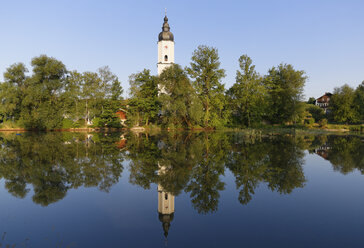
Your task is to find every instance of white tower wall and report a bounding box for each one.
[157,40,174,75]
[158,185,175,215]
[157,164,175,215]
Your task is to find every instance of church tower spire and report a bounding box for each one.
[157,164,175,241]
[157,12,175,76]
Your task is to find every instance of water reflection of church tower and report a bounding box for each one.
[158,165,175,239]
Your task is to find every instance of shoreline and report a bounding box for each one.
[0,127,359,134]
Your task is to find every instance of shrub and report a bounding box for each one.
[62,119,74,129]
[72,120,83,128]
[91,117,103,128]
[307,105,325,122]
[349,125,364,132]
[318,118,328,128]
[304,117,315,127]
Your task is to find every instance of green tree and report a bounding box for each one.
[265,64,307,124]
[128,69,160,126]
[354,81,364,121]
[306,104,325,122]
[63,70,83,121]
[227,55,267,127]
[186,45,226,127]
[158,64,203,128]
[97,66,123,127]
[307,97,316,105]
[97,100,123,128]
[20,55,67,129]
[330,84,360,124]
[111,79,123,101]
[81,71,104,124]
[98,66,123,101]
[0,63,28,122]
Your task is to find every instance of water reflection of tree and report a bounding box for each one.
[226,138,270,205]
[1,131,362,211]
[325,136,364,174]
[184,132,228,214]
[310,135,364,174]
[126,132,228,214]
[126,132,308,211]
[0,132,124,206]
[226,135,306,205]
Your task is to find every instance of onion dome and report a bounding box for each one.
[159,212,174,238]
[158,15,174,42]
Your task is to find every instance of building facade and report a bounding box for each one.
[315,92,332,114]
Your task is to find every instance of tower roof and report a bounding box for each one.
[158,15,174,42]
[159,212,174,238]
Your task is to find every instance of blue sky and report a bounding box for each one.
[0,0,363,99]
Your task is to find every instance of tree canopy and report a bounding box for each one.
[158,64,203,128]
[330,84,360,124]
[186,45,227,128]
[1,48,362,130]
[265,64,307,124]
[227,55,267,127]
[0,55,123,129]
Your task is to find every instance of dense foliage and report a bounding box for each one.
[186,46,227,128]
[158,64,203,128]
[227,55,267,127]
[128,69,159,126]
[1,47,362,130]
[0,55,123,130]
[330,84,360,124]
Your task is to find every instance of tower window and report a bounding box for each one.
[165,193,168,200]
[164,55,168,62]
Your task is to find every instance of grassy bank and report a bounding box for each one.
[1,121,363,134]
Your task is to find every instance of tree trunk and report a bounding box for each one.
[85,99,88,125]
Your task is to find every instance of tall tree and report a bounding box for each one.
[227,55,267,127]
[330,84,360,124]
[21,55,67,129]
[97,66,123,127]
[265,64,306,124]
[158,64,203,128]
[0,63,28,121]
[354,81,364,121]
[63,70,82,121]
[128,69,160,126]
[186,45,226,127]
[98,66,123,100]
[81,72,103,124]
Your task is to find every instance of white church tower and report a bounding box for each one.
[157,13,174,76]
[157,164,175,239]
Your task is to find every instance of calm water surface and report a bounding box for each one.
[0,132,363,248]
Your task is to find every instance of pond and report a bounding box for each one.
[0,131,363,247]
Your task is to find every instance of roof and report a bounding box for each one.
[158,15,174,42]
[316,92,332,103]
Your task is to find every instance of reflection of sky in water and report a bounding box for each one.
[0,134,363,247]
